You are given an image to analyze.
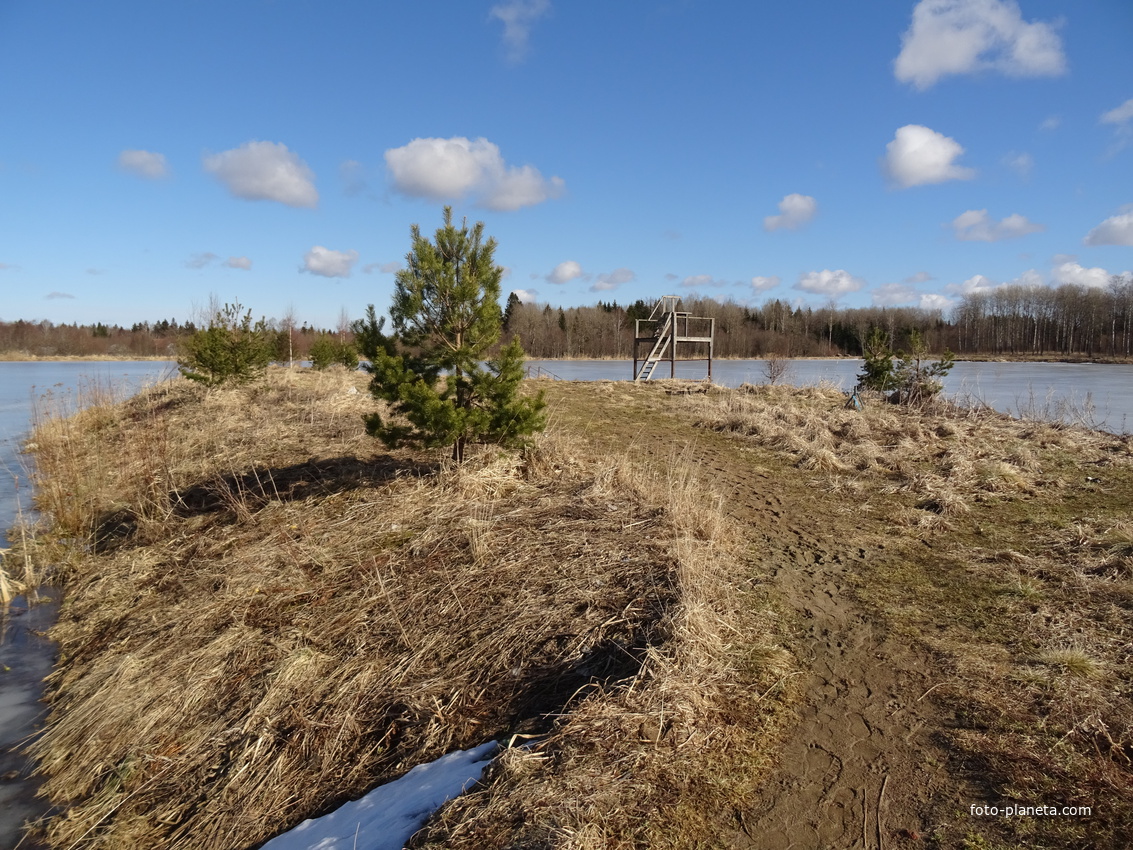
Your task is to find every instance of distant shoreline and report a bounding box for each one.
[2,352,1131,365]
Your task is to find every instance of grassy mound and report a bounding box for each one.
[14,368,789,849]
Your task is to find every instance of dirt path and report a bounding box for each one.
[543,383,971,848]
[681,441,962,849]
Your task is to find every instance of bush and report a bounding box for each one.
[309,334,359,370]
[177,301,275,386]
[857,328,954,404]
[893,331,954,404]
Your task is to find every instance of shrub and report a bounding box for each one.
[309,334,359,370]
[177,301,275,386]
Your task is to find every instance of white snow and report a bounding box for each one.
[260,741,498,850]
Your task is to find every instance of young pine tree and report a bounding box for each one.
[177,300,274,386]
[359,207,546,462]
[857,327,897,392]
[893,330,955,405]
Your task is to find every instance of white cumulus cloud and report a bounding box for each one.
[919,293,957,311]
[951,209,1044,241]
[885,125,975,188]
[1084,212,1133,247]
[546,260,584,284]
[1053,261,1114,290]
[751,275,781,292]
[490,0,551,63]
[302,246,358,278]
[894,0,1066,90]
[795,269,865,298]
[224,256,252,270]
[204,141,318,208]
[905,271,935,283]
[763,193,817,231]
[511,288,538,304]
[591,267,635,292]
[384,137,564,212]
[118,149,169,179]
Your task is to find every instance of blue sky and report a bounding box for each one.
[1,0,1131,329]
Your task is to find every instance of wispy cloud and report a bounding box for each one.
[185,252,219,269]
[951,209,1044,241]
[45,291,75,300]
[363,261,402,274]
[340,159,369,196]
[1100,98,1133,152]
[224,256,252,270]
[490,0,551,63]
[117,149,169,179]
[1003,150,1033,179]
[680,274,729,289]
[591,267,635,292]
[871,282,917,306]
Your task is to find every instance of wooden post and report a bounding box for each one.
[633,319,639,380]
[708,317,714,381]
[670,309,676,378]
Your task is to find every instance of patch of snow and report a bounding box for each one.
[260,741,498,850]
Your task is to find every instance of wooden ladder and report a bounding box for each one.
[635,313,674,381]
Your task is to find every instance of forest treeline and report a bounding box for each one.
[503,277,1133,359]
[3,277,1131,360]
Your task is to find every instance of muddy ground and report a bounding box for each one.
[537,379,1132,849]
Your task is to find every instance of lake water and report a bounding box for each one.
[0,361,176,850]
[0,357,1129,846]
[527,359,1133,434]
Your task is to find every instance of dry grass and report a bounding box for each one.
[414,442,794,849]
[683,382,1130,523]
[16,368,790,849]
[680,383,1133,847]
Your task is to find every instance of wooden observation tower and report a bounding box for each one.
[632,295,715,381]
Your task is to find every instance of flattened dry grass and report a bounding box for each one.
[17,368,789,849]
